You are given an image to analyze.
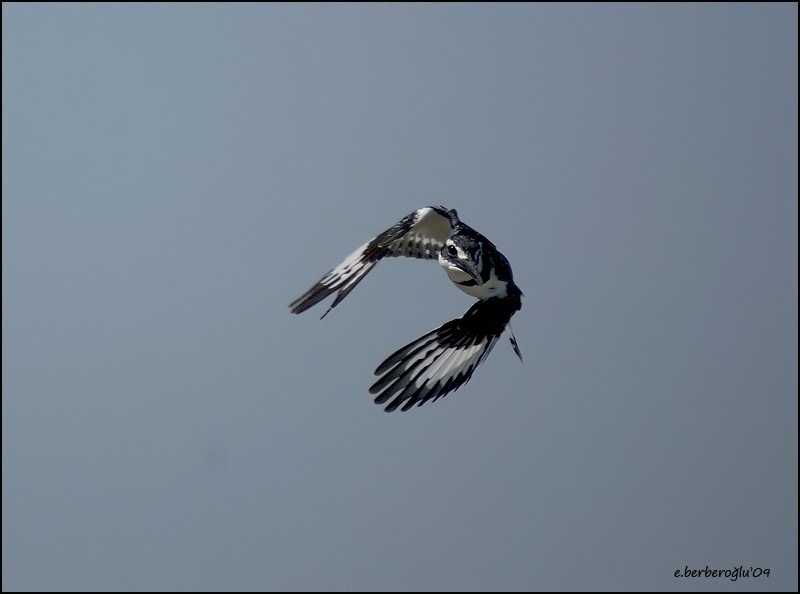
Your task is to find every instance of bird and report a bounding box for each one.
[289,206,523,412]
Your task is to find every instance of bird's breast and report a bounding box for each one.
[444,265,508,299]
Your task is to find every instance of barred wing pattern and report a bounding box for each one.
[370,285,523,412]
[288,206,454,319]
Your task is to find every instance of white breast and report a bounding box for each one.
[444,265,508,299]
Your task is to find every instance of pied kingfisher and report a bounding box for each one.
[289,206,523,412]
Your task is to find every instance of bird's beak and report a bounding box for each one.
[453,260,482,284]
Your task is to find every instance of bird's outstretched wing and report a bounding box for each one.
[289,206,455,319]
[370,286,523,412]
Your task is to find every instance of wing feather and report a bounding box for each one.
[370,289,521,412]
[289,206,454,318]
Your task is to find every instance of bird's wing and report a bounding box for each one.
[370,290,522,412]
[289,206,454,319]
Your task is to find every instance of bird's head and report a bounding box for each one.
[439,235,484,286]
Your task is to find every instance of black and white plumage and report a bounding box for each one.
[289,206,523,412]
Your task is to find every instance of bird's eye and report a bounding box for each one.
[447,244,458,256]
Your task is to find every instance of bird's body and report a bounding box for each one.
[289,206,523,412]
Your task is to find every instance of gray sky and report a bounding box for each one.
[3,3,797,591]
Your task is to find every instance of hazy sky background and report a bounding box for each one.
[3,4,797,591]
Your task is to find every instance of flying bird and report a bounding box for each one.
[289,206,523,412]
